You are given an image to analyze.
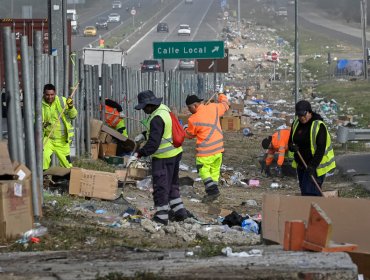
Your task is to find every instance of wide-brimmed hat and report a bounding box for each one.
[295,100,312,116]
[135,90,162,110]
[186,95,203,106]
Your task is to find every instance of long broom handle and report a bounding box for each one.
[296,150,324,196]
[43,82,80,146]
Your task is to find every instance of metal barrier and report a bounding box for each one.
[337,126,370,144]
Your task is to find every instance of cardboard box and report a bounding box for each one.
[262,194,370,254]
[90,119,103,140]
[91,143,99,160]
[69,167,119,200]
[128,167,150,180]
[230,103,244,114]
[98,143,117,158]
[101,124,128,142]
[220,116,241,131]
[98,132,109,143]
[0,179,34,240]
[0,141,17,179]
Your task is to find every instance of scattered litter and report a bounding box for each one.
[248,179,260,187]
[125,196,137,201]
[270,182,280,188]
[190,198,201,203]
[222,247,263,257]
[346,169,356,173]
[17,226,48,244]
[180,163,190,171]
[241,219,259,234]
[246,200,258,207]
[137,177,152,191]
[194,178,202,182]
[95,209,107,214]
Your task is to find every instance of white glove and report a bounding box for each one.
[119,112,125,118]
[183,124,188,130]
[134,133,145,142]
[127,153,138,167]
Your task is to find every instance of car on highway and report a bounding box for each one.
[141,60,161,72]
[177,24,191,36]
[83,26,97,37]
[157,22,169,33]
[96,17,108,30]
[108,13,121,22]
[185,0,193,4]
[179,59,195,70]
[112,0,122,9]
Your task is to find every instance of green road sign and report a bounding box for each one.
[153,41,224,59]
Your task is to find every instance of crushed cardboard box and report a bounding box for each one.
[69,167,120,200]
[90,119,103,140]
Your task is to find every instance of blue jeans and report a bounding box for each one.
[297,168,325,196]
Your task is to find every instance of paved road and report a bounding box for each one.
[336,153,370,192]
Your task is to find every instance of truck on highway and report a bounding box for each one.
[83,48,126,76]
[67,9,79,34]
[0,18,72,91]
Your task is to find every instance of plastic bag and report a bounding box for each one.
[241,219,259,234]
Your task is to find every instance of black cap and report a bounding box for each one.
[186,95,203,106]
[261,136,272,149]
[135,90,162,110]
[295,100,312,116]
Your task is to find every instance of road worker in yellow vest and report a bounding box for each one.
[42,84,77,170]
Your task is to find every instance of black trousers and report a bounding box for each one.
[152,152,182,207]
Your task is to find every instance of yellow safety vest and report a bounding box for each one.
[291,119,336,176]
[42,96,77,144]
[147,104,182,159]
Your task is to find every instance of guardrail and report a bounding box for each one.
[337,126,370,144]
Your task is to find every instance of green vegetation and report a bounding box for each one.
[317,80,370,127]
[73,158,116,173]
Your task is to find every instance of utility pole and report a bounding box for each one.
[238,0,241,33]
[294,0,299,103]
[361,0,368,80]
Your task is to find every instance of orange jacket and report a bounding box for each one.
[185,94,229,157]
[105,105,121,128]
[265,128,291,166]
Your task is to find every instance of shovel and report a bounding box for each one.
[296,151,338,198]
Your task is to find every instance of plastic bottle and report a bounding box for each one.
[23,226,48,240]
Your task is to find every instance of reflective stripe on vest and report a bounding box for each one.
[193,107,224,155]
[58,96,75,143]
[105,106,121,127]
[148,104,182,159]
[291,119,336,176]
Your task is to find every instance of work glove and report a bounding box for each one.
[126,152,138,167]
[183,124,188,130]
[265,165,272,177]
[66,97,74,109]
[134,133,145,143]
[306,165,316,176]
[276,166,283,177]
[288,143,299,152]
[119,112,125,118]
[43,122,51,129]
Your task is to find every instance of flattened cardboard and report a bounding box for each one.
[262,194,370,254]
[91,143,99,160]
[69,168,119,200]
[101,124,128,142]
[0,180,34,240]
[43,167,71,177]
[14,163,32,181]
[90,119,103,140]
[0,141,17,179]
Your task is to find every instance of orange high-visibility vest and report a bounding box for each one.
[105,105,121,128]
[265,128,291,166]
[186,94,229,157]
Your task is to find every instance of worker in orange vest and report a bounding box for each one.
[261,127,292,177]
[184,93,229,203]
[103,98,128,138]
